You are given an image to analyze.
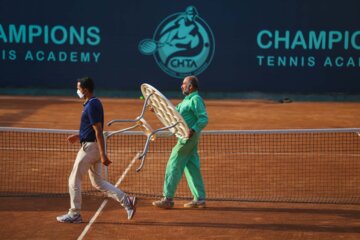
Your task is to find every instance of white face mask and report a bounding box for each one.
[77,89,85,99]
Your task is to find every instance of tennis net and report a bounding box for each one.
[1,127,360,204]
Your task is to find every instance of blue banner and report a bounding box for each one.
[0,0,359,93]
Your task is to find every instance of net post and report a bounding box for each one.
[103,131,109,181]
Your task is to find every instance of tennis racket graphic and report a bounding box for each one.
[138,39,173,55]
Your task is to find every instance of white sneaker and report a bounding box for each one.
[56,213,83,223]
[125,196,136,220]
[152,197,174,209]
[184,199,206,208]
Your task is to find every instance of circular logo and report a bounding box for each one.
[139,6,215,78]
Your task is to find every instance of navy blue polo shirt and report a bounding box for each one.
[79,97,104,143]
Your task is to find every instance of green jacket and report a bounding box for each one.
[176,91,208,133]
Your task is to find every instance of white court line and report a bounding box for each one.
[77,152,140,240]
[77,199,109,240]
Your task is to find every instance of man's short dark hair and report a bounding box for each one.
[187,75,199,90]
[78,77,95,93]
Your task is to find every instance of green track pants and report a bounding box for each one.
[163,134,206,200]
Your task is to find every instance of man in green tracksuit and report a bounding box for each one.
[153,75,208,209]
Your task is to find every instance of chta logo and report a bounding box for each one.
[139,6,215,78]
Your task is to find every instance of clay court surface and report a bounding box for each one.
[1,95,360,240]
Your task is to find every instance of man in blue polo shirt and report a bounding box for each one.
[56,77,136,223]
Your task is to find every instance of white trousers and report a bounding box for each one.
[68,142,126,214]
